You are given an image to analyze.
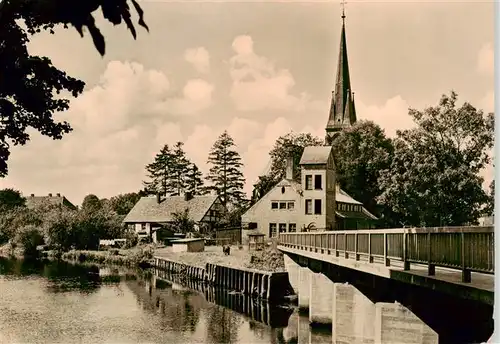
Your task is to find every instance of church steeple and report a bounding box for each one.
[325,2,357,145]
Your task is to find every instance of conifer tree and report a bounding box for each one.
[186,163,206,196]
[206,131,246,207]
[143,145,174,196]
[168,142,191,196]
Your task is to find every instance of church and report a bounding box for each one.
[241,10,377,240]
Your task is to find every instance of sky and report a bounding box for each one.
[0,0,495,206]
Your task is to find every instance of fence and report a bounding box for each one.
[278,226,494,283]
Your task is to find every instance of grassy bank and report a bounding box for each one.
[58,245,155,268]
[2,242,286,273]
[154,244,286,272]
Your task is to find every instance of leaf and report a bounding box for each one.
[130,0,149,31]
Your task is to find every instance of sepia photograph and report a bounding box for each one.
[0,0,496,343]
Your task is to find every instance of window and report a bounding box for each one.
[305,199,313,214]
[289,223,297,232]
[287,202,295,210]
[248,222,258,229]
[269,223,277,238]
[314,199,322,215]
[141,223,147,230]
[305,175,313,190]
[279,223,287,233]
[279,202,287,210]
[271,202,278,209]
[314,175,322,190]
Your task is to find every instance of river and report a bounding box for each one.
[0,257,491,344]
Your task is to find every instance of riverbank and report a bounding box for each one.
[154,245,286,272]
[0,242,286,272]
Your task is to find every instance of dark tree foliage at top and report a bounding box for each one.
[0,0,149,177]
[0,188,26,210]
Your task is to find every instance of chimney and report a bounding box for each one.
[156,193,161,204]
[30,194,34,197]
[285,156,294,180]
[56,193,61,197]
[185,192,193,201]
[48,193,52,197]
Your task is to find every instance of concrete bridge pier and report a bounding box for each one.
[283,254,300,294]
[298,266,312,312]
[309,272,334,326]
[332,282,376,343]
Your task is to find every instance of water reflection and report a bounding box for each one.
[0,257,448,344]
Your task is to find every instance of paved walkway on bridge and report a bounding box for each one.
[278,245,494,305]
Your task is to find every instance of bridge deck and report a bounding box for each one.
[278,244,494,305]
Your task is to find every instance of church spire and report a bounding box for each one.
[325,0,357,145]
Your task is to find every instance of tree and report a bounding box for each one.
[268,132,324,182]
[170,208,195,234]
[81,194,102,213]
[168,141,191,196]
[108,192,141,215]
[143,145,174,196]
[186,163,206,196]
[250,132,323,204]
[0,188,26,210]
[206,131,246,207]
[484,179,494,216]
[250,175,276,205]
[330,121,395,224]
[377,91,494,227]
[0,0,149,177]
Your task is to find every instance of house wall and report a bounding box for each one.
[241,180,304,240]
[132,223,157,243]
[300,156,336,231]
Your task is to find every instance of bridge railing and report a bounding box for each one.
[278,226,494,283]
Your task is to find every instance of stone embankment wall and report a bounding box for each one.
[152,256,293,302]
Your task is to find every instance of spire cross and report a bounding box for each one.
[340,0,347,20]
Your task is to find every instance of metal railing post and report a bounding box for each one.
[461,232,471,283]
[403,232,410,270]
[427,232,435,276]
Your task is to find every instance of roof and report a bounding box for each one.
[25,195,77,210]
[335,210,376,221]
[299,146,332,165]
[326,16,357,133]
[336,188,362,205]
[123,195,219,223]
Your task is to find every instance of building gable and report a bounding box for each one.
[242,179,302,219]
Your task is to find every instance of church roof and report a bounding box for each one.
[326,11,357,138]
[299,146,332,165]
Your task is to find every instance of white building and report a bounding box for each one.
[242,146,377,241]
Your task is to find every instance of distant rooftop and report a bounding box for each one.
[25,193,77,210]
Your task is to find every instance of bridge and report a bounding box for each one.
[277,226,495,343]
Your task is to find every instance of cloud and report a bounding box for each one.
[64,61,214,136]
[1,61,215,204]
[479,90,494,113]
[355,94,415,137]
[229,35,311,112]
[184,47,211,74]
[477,42,494,76]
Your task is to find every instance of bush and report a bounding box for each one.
[124,231,139,248]
[15,225,44,257]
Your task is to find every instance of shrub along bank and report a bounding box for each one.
[0,198,128,259]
